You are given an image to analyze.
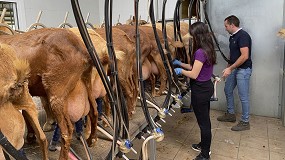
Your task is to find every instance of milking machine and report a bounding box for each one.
[161,0,188,111]
[71,1,122,160]
[147,0,175,118]
[171,0,224,111]
[69,0,224,159]
[133,0,168,159]
[71,0,139,159]
[104,0,136,158]
[158,0,191,111]
[135,0,189,159]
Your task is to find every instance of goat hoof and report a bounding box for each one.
[26,133,36,144]
[103,121,108,128]
[128,110,136,119]
[87,138,98,147]
[84,131,91,140]
[43,123,55,132]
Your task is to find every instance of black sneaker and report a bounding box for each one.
[193,153,210,160]
[192,144,211,155]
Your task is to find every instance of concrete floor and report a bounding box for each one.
[23,97,285,160]
[155,109,285,160]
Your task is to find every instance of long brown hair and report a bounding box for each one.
[190,21,216,65]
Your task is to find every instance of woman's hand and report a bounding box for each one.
[174,68,182,75]
[173,59,182,66]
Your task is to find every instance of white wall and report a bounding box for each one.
[97,0,176,25]
[16,0,100,30]
[207,0,285,118]
[157,0,177,20]
[98,0,150,25]
[15,0,176,30]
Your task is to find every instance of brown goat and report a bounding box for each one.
[92,27,139,117]
[141,23,188,96]
[0,44,48,160]
[0,28,98,159]
[114,25,156,103]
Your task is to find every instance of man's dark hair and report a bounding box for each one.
[225,15,240,27]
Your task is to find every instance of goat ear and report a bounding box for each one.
[171,41,184,48]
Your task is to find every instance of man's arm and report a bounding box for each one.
[229,47,249,70]
[223,47,249,78]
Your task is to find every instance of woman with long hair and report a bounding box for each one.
[173,21,216,160]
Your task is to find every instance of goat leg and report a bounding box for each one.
[17,87,48,160]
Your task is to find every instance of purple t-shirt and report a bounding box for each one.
[194,48,213,82]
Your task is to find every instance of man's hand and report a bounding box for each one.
[222,67,232,79]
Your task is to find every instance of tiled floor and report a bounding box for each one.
[24,97,285,160]
[155,109,285,160]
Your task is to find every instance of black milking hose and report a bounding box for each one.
[149,0,172,110]
[173,0,187,64]
[0,131,28,160]
[70,1,118,159]
[135,0,156,130]
[188,0,195,57]
[104,1,121,159]
[162,0,180,95]
[104,0,129,140]
[203,2,230,63]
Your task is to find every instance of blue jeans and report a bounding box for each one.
[224,68,252,122]
[52,118,83,142]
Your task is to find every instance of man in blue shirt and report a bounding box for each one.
[217,15,252,131]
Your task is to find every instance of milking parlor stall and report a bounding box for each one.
[0,0,284,159]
